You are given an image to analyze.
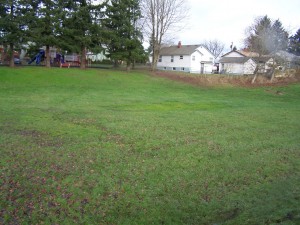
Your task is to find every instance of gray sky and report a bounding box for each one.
[176,0,300,51]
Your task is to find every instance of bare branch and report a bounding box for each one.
[140,0,189,70]
[202,39,225,59]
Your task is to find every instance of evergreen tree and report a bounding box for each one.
[288,28,300,56]
[103,0,146,70]
[60,0,105,69]
[269,19,289,52]
[0,0,27,67]
[25,0,61,67]
[244,15,288,55]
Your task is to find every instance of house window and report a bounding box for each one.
[180,55,183,59]
[181,67,185,71]
[158,55,162,62]
[192,56,195,61]
[173,67,176,70]
[171,56,174,62]
[164,67,167,70]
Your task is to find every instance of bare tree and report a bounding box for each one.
[140,0,189,71]
[202,39,225,59]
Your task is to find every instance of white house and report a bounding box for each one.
[274,50,300,69]
[219,50,274,75]
[157,42,215,73]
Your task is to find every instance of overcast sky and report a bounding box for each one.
[176,0,300,51]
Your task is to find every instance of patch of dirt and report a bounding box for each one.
[265,89,284,95]
[151,70,300,88]
[17,129,63,148]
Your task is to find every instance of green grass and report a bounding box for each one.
[0,67,300,224]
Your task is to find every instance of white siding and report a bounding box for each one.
[221,59,257,75]
[190,47,214,73]
[265,58,274,70]
[223,63,244,74]
[244,59,256,75]
[190,52,202,73]
[197,46,215,61]
[156,45,215,73]
[157,55,191,69]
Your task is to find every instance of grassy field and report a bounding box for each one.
[0,67,300,224]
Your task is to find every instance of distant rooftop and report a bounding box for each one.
[159,43,203,56]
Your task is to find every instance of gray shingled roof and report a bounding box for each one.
[219,56,272,64]
[219,57,251,63]
[255,56,273,63]
[220,50,246,58]
[159,45,201,56]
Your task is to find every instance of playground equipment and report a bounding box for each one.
[53,53,67,67]
[27,48,84,67]
[28,50,45,65]
[64,54,81,67]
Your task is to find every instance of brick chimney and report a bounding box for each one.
[178,41,182,48]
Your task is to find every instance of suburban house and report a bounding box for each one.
[274,50,300,69]
[156,42,215,73]
[219,50,274,75]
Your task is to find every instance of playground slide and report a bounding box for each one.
[28,50,45,65]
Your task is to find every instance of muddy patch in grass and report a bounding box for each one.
[17,129,64,148]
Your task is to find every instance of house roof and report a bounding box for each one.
[274,50,300,62]
[238,50,260,57]
[219,56,273,64]
[219,57,252,63]
[220,50,247,58]
[159,45,202,56]
[255,56,273,63]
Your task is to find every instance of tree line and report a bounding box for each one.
[1,0,191,71]
[244,15,300,57]
[0,0,148,69]
[1,1,299,71]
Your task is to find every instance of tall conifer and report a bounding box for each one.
[0,0,27,67]
[103,0,146,70]
[60,0,105,69]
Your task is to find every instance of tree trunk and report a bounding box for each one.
[80,46,86,69]
[9,43,15,68]
[151,51,158,71]
[270,69,275,82]
[126,61,131,72]
[45,45,51,68]
[251,74,257,84]
[251,65,259,84]
[151,43,160,71]
[270,60,276,82]
[113,60,119,68]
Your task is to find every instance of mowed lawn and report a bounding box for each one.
[0,67,300,225]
